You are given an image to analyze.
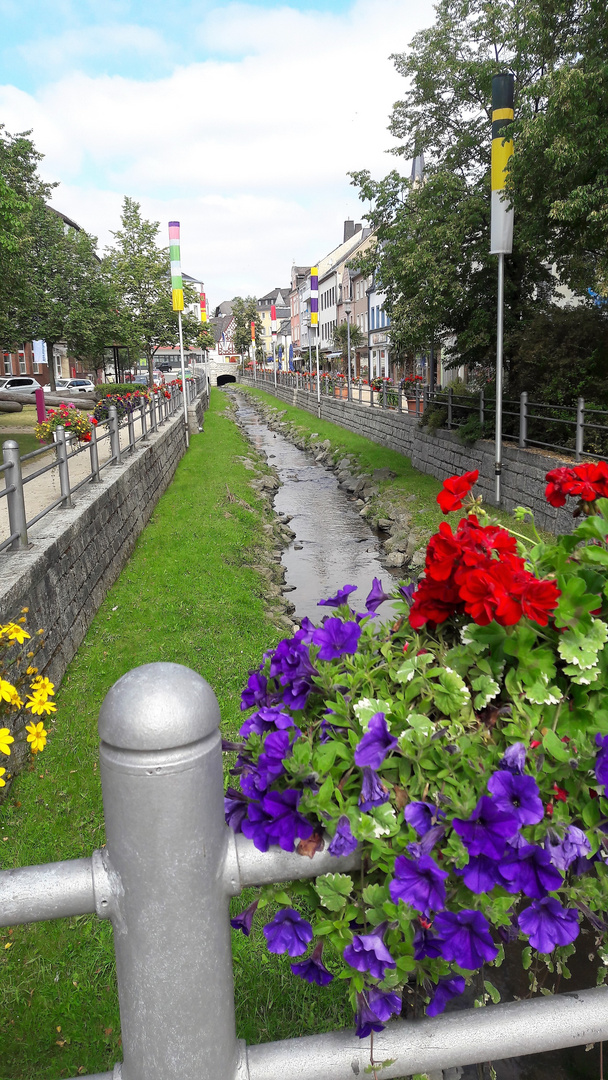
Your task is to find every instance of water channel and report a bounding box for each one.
[231,390,601,1080]
[233,391,398,621]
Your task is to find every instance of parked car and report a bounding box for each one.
[44,378,96,395]
[157,362,173,373]
[0,375,42,395]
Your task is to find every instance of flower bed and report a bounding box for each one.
[1,611,52,797]
[227,464,608,1040]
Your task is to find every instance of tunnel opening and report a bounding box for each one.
[217,374,237,387]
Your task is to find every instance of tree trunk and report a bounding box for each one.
[46,341,57,392]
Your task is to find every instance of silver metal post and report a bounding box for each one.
[89,424,101,482]
[495,251,505,505]
[273,339,277,387]
[345,308,351,401]
[576,397,585,461]
[382,381,387,409]
[519,391,528,448]
[98,663,238,1080]
[141,402,148,443]
[415,386,420,416]
[3,440,28,549]
[151,395,157,434]
[480,389,485,426]
[108,406,122,464]
[447,387,453,429]
[398,385,402,413]
[127,411,135,453]
[55,426,73,508]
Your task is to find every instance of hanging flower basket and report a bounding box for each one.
[35,404,93,443]
[227,462,608,1037]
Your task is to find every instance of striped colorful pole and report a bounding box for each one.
[200,292,207,323]
[310,267,320,406]
[168,221,188,446]
[251,321,256,381]
[271,304,277,386]
[490,72,514,507]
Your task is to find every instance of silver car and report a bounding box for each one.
[44,378,96,395]
[0,375,42,395]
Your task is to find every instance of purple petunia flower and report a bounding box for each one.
[545,825,592,872]
[455,854,501,894]
[343,926,396,979]
[404,802,445,836]
[261,788,314,851]
[365,578,391,614]
[426,975,466,1017]
[293,616,316,645]
[263,909,313,956]
[595,733,608,786]
[359,766,390,812]
[240,671,269,711]
[239,706,299,738]
[240,764,269,801]
[281,676,315,711]
[230,899,259,937]
[499,843,564,899]
[355,988,402,1038]
[452,795,518,860]
[487,770,544,827]
[398,582,416,606]
[256,730,292,788]
[389,854,448,916]
[270,637,317,682]
[312,618,362,661]
[328,815,358,857]
[518,897,580,953]
[224,787,248,832]
[354,712,398,770]
[434,909,498,970]
[241,801,274,851]
[407,824,445,858]
[318,585,358,607]
[413,924,442,960]
[290,942,333,985]
[499,742,526,775]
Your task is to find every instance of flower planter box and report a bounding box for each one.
[407,397,424,415]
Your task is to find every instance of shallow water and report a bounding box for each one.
[233,393,399,621]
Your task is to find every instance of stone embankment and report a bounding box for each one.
[230,393,429,628]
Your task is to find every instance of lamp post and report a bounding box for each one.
[345,306,352,401]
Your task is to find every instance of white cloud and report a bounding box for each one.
[0,0,436,301]
[18,23,165,70]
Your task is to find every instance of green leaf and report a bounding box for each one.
[522,947,533,970]
[543,729,572,762]
[484,980,501,1004]
[314,873,353,911]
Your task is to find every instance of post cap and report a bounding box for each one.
[98,662,221,750]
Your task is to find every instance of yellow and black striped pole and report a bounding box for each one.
[491,72,514,506]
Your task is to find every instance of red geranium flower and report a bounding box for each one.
[437,470,479,514]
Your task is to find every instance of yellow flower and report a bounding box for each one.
[26,666,38,676]
[0,767,6,786]
[0,679,17,703]
[20,607,29,614]
[0,728,15,756]
[2,623,30,644]
[25,696,56,717]
[30,676,54,697]
[26,721,47,753]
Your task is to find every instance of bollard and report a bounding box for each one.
[98,663,238,1080]
[55,426,74,508]
[2,440,28,549]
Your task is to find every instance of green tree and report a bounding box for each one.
[104,198,200,384]
[350,0,593,374]
[231,297,263,362]
[332,319,364,364]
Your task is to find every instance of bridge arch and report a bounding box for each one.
[216,374,236,387]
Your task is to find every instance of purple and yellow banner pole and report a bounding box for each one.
[200,290,210,389]
[310,267,320,407]
[251,320,257,382]
[490,73,514,506]
[168,221,189,446]
[271,304,277,387]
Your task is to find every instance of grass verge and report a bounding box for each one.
[0,389,351,1079]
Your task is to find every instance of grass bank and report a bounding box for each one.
[0,389,351,1079]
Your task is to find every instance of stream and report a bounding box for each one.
[230,390,602,1080]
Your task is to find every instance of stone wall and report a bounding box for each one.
[0,408,194,785]
[238,377,575,533]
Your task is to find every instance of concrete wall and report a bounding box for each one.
[238,377,575,534]
[0,409,192,784]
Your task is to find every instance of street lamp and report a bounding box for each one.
[345,306,352,401]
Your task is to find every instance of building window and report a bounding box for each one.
[19,353,26,374]
[3,354,11,375]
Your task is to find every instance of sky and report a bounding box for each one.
[0,0,437,310]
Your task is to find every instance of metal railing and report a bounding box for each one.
[0,380,202,553]
[1,661,607,1080]
[248,371,608,461]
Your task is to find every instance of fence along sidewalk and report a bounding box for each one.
[0,380,201,552]
[1,662,607,1080]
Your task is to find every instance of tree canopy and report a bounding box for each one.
[231,297,264,359]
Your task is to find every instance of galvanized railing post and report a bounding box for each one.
[108,406,122,464]
[2,440,28,549]
[398,385,402,413]
[447,387,453,429]
[55,426,74,508]
[359,383,362,404]
[98,662,238,1080]
[415,387,420,416]
[423,386,429,413]
[576,397,585,461]
[519,392,528,449]
[151,395,157,434]
[127,411,136,453]
[141,402,148,443]
[89,424,101,483]
[382,381,387,409]
[479,390,485,427]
